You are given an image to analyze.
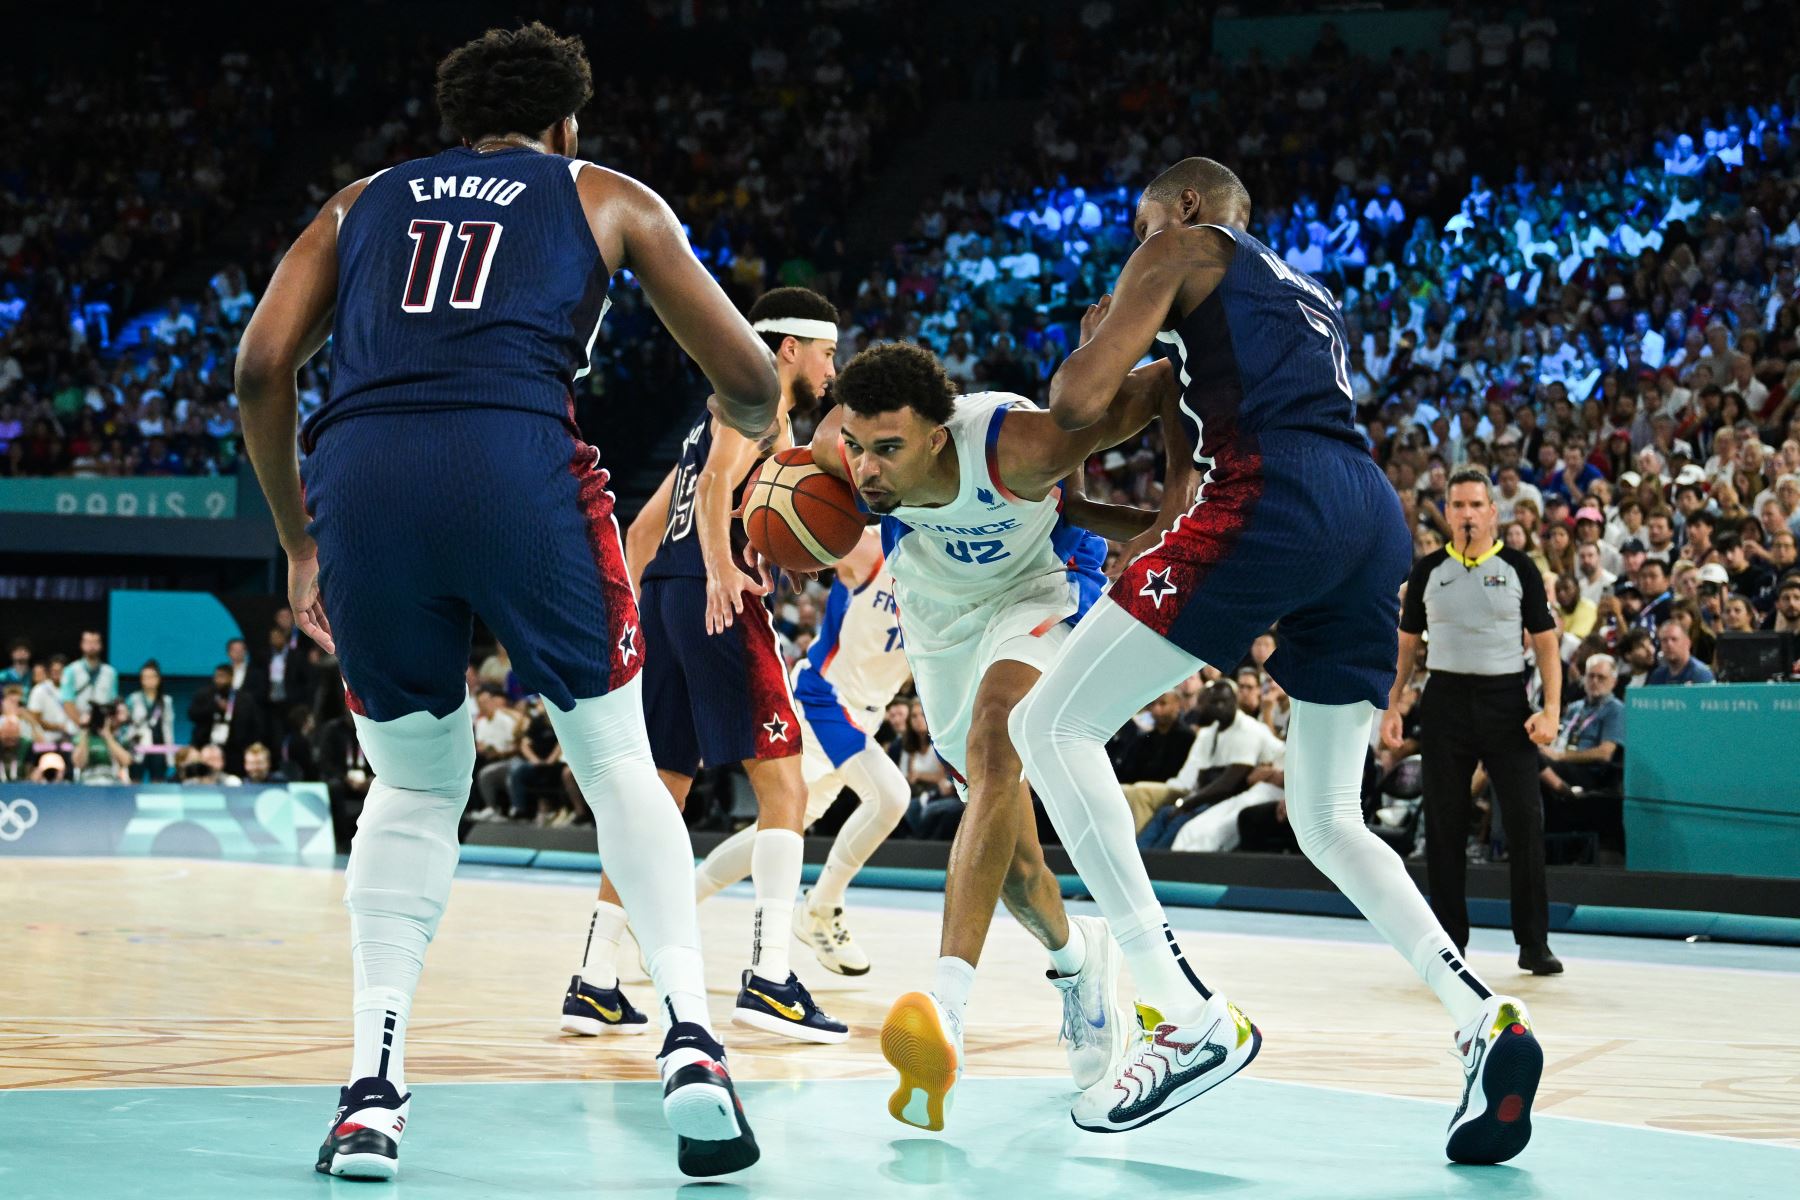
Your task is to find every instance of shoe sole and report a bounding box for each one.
[731,1005,850,1045]
[1068,918,1131,1092]
[1072,1019,1263,1134]
[663,1079,744,1143]
[1447,1021,1543,1165]
[327,1152,397,1180]
[881,992,958,1131]
[560,1014,652,1037]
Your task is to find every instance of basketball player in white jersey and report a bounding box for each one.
[805,339,1175,1130]
[687,528,913,975]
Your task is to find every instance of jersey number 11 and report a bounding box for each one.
[402,219,504,313]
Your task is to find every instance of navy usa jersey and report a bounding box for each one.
[305,146,611,447]
[641,408,775,581]
[1156,223,1364,472]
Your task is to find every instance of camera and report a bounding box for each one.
[88,706,110,734]
[182,760,213,780]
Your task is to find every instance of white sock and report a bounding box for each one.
[1046,917,1087,976]
[809,746,910,912]
[579,900,628,989]
[1009,597,1216,1024]
[351,986,412,1091]
[750,827,803,981]
[695,823,757,903]
[1284,699,1493,1026]
[932,955,977,1021]
[547,679,714,1036]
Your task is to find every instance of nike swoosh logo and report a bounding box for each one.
[746,988,807,1021]
[578,995,624,1022]
[1453,1037,1486,1124]
[1087,1009,1107,1030]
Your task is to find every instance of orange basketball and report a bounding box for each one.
[741,446,866,571]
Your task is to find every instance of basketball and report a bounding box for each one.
[741,446,866,570]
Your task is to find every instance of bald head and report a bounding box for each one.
[1139,157,1252,235]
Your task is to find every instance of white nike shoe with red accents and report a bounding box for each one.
[315,1076,410,1179]
[1447,995,1542,1164]
[1071,992,1262,1133]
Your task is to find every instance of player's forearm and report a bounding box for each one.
[237,369,316,558]
[1389,635,1421,707]
[694,468,738,578]
[1048,344,1128,434]
[1062,495,1158,541]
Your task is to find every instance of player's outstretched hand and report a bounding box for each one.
[289,549,335,654]
[705,561,771,634]
[1378,706,1406,750]
[1079,293,1113,347]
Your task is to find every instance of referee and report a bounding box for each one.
[1382,466,1565,976]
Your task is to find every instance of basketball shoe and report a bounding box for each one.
[1446,994,1542,1164]
[559,974,651,1036]
[731,969,849,1043]
[658,1021,760,1177]
[880,990,964,1131]
[314,1076,409,1180]
[1048,915,1132,1089]
[793,892,871,976]
[1071,992,1262,1133]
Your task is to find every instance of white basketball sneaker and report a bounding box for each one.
[1048,915,1132,1089]
[1446,995,1542,1164]
[880,991,964,1131]
[793,892,872,976]
[1071,992,1262,1133]
[315,1076,410,1180]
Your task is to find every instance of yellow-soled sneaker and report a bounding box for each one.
[880,991,963,1131]
[1070,994,1261,1133]
[1446,995,1542,1164]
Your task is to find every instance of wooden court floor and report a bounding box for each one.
[2,857,1796,1148]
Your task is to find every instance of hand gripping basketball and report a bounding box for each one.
[741,447,866,571]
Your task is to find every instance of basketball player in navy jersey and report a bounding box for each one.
[562,287,849,1045]
[237,24,772,1180]
[1012,158,1543,1162]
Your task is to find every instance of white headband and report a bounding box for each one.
[753,317,838,341]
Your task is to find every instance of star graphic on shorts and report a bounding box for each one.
[1138,568,1178,610]
[618,622,638,664]
[763,712,791,743]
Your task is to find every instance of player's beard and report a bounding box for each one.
[788,373,820,418]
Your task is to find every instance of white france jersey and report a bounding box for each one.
[794,557,911,718]
[852,392,1104,655]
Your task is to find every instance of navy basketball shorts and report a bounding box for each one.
[637,575,802,775]
[301,409,642,722]
[1110,433,1412,707]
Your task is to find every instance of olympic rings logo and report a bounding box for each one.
[0,798,39,842]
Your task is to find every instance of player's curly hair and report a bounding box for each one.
[435,22,594,144]
[831,342,957,426]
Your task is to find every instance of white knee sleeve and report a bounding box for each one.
[832,745,911,861]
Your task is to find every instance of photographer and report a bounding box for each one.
[70,701,133,784]
[122,660,177,782]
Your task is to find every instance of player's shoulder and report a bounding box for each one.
[953,390,1036,429]
[1137,224,1240,271]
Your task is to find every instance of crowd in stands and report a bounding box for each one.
[8,3,1800,869]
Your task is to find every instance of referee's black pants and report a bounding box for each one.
[1419,671,1549,951]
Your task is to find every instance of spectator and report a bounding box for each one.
[187,662,265,774]
[1573,541,1617,605]
[242,742,283,784]
[70,701,132,784]
[279,705,320,782]
[1615,628,1659,693]
[1764,574,1800,634]
[60,630,118,730]
[1111,690,1195,788]
[469,684,524,821]
[121,660,176,782]
[1645,619,1716,685]
[181,743,242,786]
[0,640,30,688]
[1717,532,1776,611]
[1553,573,1598,639]
[1134,682,1278,849]
[1,712,31,781]
[508,696,566,823]
[316,689,370,853]
[28,656,71,739]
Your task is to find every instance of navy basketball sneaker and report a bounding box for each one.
[559,974,651,1036]
[658,1021,760,1177]
[1447,995,1542,1164]
[315,1076,410,1180]
[731,969,849,1043]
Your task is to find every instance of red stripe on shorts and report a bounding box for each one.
[566,426,644,692]
[738,600,802,760]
